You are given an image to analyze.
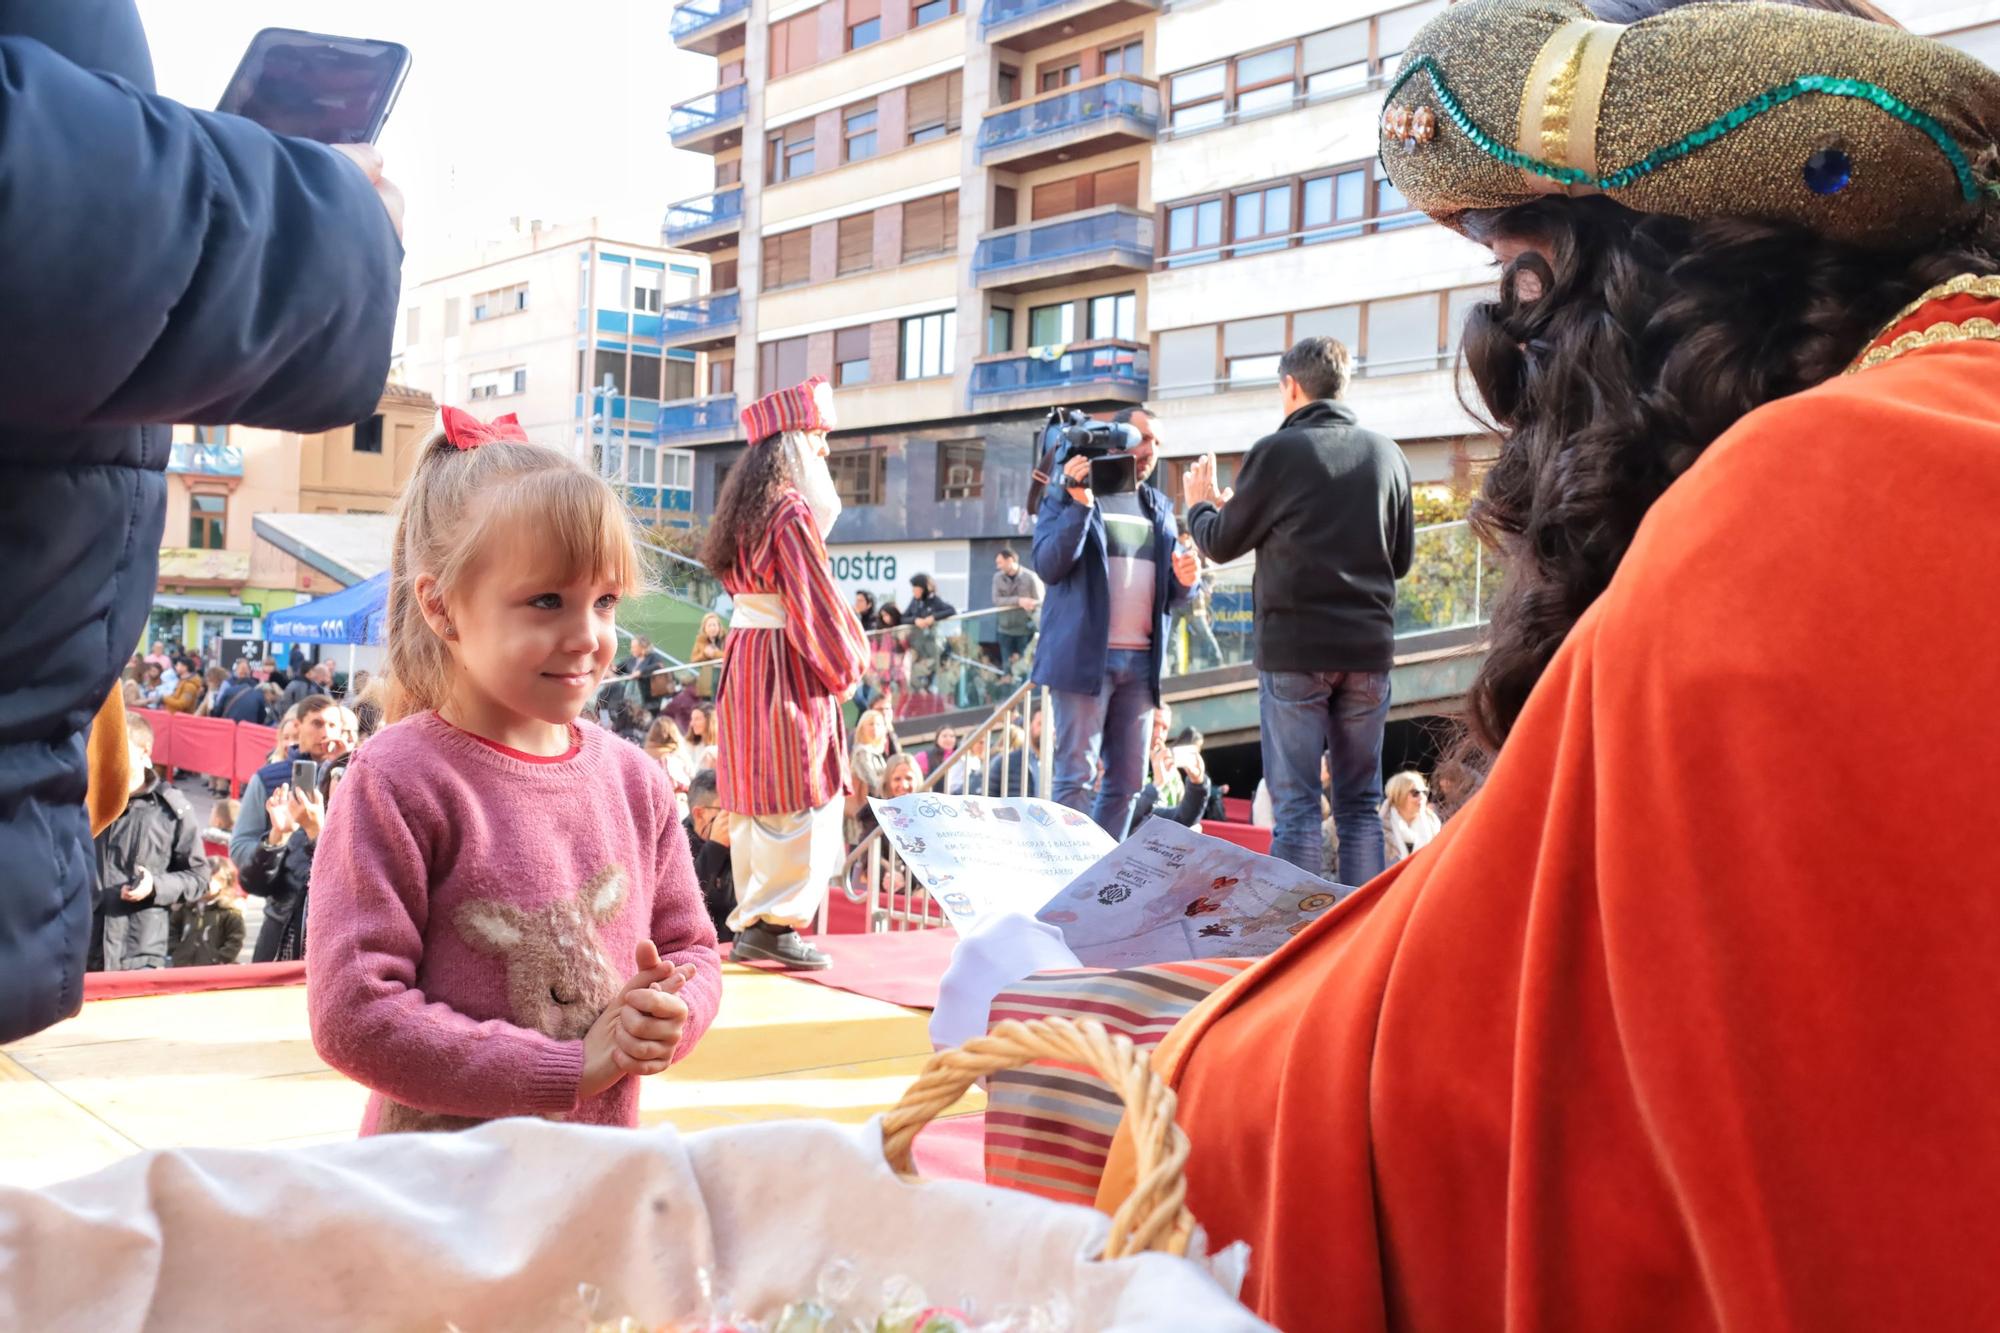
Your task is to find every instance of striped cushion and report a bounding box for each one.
[982,959,1258,1205]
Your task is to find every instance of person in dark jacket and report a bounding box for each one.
[92,716,206,970]
[230,695,352,879]
[238,740,351,965]
[280,660,333,713]
[223,680,280,726]
[1123,723,1225,838]
[902,573,957,692]
[0,1,404,1041]
[213,658,255,713]
[169,858,246,968]
[684,769,737,943]
[1183,337,1414,883]
[1031,409,1199,834]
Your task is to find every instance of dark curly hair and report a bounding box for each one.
[1456,194,2000,756]
[699,442,796,580]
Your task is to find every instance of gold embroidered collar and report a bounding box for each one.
[1847,273,2000,374]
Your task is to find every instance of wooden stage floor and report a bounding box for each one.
[0,964,980,1190]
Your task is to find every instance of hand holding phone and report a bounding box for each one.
[218,29,411,144]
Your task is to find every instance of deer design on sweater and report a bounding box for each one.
[372,865,629,1135]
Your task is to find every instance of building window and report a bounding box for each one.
[472,282,529,321]
[712,257,740,291]
[1164,198,1224,265]
[1302,20,1371,94]
[1294,304,1362,356]
[630,355,663,400]
[1235,43,1298,117]
[1375,176,1423,229]
[717,157,742,187]
[901,190,958,261]
[1088,292,1137,342]
[907,70,963,143]
[353,414,385,452]
[662,449,695,492]
[1223,316,1286,384]
[912,0,961,27]
[664,357,696,401]
[189,493,227,549]
[900,311,956,380]
[1028,302,1075,348]
[759,336,809,390]
[1302,168,1367,243]
[1030,163,1139,220]
[1168,63,1226,129]
[827,444,886,507]
[997,65,1020,104]
[1155,326,1217,395]
[1376,0,1447,70]
[591,348,628,395]
[836,326,872,387]
[1100,40,1143,76]
[709,358,736,396]
[768,120,816,184]
[938,439,984,501]
[848,0,882,49]
[844,101,879,163]
[405,307,421,344]
[1231,183,1293,257]
[838,212,875,276]
[631,267,662,313]
[468,367,527,400]
[769,11,819,78]
[761,228,811,290]
[1040,61,1082,93]
[987,307,1014,355]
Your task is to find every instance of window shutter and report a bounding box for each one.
[908,74,947,131]
[1094,163,1140,209]
[712,258,739,291]
[838,213,875,274]
[903,195,945,259]
[769,23,790,78]
[946,71,964,130]
[781,232,810,287]
[1031,176,1081,220]
[780,337,809,385]
[835,326,871,363]
[942,190,958,252]
[788,15,817,74]
[848,0,881,19]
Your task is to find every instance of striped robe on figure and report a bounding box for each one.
[714,493,869,817]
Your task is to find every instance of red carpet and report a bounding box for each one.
[910,1113,985,1183]
[1205,820,1273,855]
[730,927,956,1011]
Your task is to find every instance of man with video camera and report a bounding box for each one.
[1031,407,1200,835]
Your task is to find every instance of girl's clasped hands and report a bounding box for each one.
[579,939,699,1100]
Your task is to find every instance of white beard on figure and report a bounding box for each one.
[783,431,842,538]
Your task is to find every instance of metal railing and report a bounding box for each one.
[969,341,1149,399]
[669,83,747,141]
[662,290,740,340]
[859,606,1028,720]
[972,207,1155,278]
[655,394,738,439]
[642,539,728,613]
[671,0,749,41]
[979,0,1146,36]
[837,678,1055,932]
[662,187,743,244]
[977,77,1161,161]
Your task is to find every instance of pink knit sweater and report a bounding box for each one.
[306,711,723,1134]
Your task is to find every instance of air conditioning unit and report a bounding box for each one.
[946,465,975,490]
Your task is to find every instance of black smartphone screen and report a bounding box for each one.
[291,759,320,795]
[218,29,411,144]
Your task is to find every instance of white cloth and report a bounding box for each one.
[729,593,788,632]
[0,1117,1269,1331]
[728,794,845,931]
[1252,780,1275,829]
[929,912,1084,1051]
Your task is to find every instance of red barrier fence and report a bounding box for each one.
[132,709,282,797]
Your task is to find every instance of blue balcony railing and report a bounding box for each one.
[977,78,1160,162]
[671,0,749,42]
[662,290,741,340]
[969,342,1148,399]
[167,441,244,477]
[979,0,1112,36]
[670,83,746,142]
[662,187,743,244]
[656,395,738,440]
[972,208,1154,278]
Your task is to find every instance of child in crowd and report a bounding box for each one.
[306,408,723,1136]
[169,859,247,967]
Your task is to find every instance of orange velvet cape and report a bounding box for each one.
[1103,284,2000,1330]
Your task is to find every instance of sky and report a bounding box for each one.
[136,0,720,292]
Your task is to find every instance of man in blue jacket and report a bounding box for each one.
[1,1,404,1042]
[1031,409,1199,835]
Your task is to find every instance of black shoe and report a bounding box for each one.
[732,924,832,971]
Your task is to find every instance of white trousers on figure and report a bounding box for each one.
[727,795,845,932]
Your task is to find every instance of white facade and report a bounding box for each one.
[399,219,706,457]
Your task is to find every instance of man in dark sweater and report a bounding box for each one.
[1184,337,1413,883]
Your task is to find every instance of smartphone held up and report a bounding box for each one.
[217,28,411,144]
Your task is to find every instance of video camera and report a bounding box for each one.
[1039,408,1144,497]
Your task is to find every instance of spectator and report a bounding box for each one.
[853,668,887,712]
[920,726,962,779]
[136,662,167,707]
[348,669,371,701]
[685,706,718,772]
[645,715,694,814]
[1170,530,1225,671]
[201,797,242,864]
[944,731,988,796]
[214,657,255,713]
[91,715,204,971]
[119,661,145,711]
[287,644,310,680]
[903,573,956,688]
[1031,406,1198,833]
[168,859,246,968]
[853,590,881,633]
[986,723,1038,798]
[1184,337,1413,883]
[143,640,172,674]
[225,679,279,726]
[160,657,203,713]
[847,708,892,840]
[992,547,1044,667]
[618,634,671,713]
[883,752,921,798]
[1125,722,1224,837]
[193,665,228,714]
[238,704,356,963]
[1380,770,1442,866]
[266,704,302,762]
[689,614,727,667]
[280,660,334,713]
[684,768,736,944]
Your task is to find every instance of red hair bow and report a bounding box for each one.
[438,406,530,451]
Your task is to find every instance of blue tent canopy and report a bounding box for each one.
[264,572,389,645]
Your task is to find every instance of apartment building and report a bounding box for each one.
[400,219,708,526]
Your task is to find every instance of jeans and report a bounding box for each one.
[1051,648,1157,836]
[1260,669,1391,885]
[1173,608,1223,670]
[997,630,1034,671]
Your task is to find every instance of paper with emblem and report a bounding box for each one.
[866,794,1118,933]
[1032,818,1349,968]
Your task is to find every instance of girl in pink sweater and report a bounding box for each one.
[306,408,723,1134]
